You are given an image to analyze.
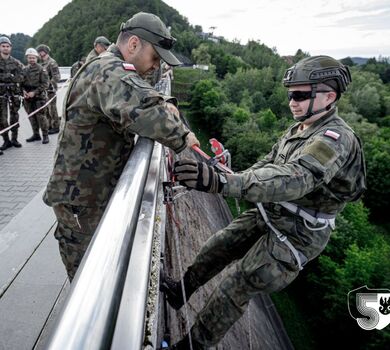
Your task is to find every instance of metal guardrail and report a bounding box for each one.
[46,77,171,349]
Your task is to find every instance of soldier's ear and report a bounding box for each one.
[127,36,141,54]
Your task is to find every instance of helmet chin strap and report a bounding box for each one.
[295,84,336,122]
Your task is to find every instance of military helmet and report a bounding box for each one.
[36,44,51,54]
[94,36,111,47]
[25,48,39,57]
[0,36,12,46]
[283,55,352,96]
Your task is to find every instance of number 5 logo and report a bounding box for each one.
[348,285,390,330]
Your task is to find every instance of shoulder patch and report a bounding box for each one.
[122,63,136,71]
[303,140,338,166]
[324,130,340,141]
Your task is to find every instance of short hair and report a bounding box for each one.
[117,31,147,46]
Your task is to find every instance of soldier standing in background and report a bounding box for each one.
[85,36,111,62]
[43,12,200,281]
[70,56,86,78]
[0,36,24,154]
[165,56,367,349]
[21,48,49,144]
[36,44,61,135]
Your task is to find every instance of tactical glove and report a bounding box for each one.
[174,159,224,193]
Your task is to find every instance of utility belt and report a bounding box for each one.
[257,202,337,270]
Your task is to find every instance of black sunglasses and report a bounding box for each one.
[121,26,175,50]
[287,90,332,102]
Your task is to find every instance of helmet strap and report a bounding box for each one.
[295,84,336,122]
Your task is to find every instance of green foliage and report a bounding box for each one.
[32,0,195,65]
[189,79,228,137]
[191,43,211,65]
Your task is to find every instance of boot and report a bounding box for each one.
[160,271,198,310]
[48,127,60,134]
[42,135,50,144]
[0,135,12,150]
[11,133,22,148]
[26,134,42,142]
[0,149,3,155]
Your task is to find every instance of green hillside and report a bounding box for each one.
[32,0,200,65]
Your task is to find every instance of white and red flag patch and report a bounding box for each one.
[324,130,340,140]
[122,63,136,71]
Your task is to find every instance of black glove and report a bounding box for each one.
[174,159,224,193]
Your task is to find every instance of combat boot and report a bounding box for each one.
[160,271,198,310]
[42,135,50,144]
[26,134,41,142]
[48,127,60,134]
[0,135,12,150]
[11,133,22,148]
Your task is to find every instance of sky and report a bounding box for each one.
[1,0,390,59]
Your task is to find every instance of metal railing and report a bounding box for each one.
[46,77,171,349]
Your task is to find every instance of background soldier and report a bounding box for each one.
[21,48,49,144]
[70,56,86,78]
[0,36,24,154]
[36,44,61,134]
[43,12,199,281]
[85,36,111,62]
[167,56,367,349]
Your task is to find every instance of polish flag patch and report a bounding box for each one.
[122,63,136,71]
[324,130,340,140]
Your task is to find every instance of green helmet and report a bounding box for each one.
[283,55,352,96]
[36,44,51,54]
[0,36,12,46]
[94,36,111,47]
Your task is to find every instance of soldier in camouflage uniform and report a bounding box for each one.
[36,44,61,134]
[21,48,50,144]
[165,56,367,349]
[0,36,24,154]
[43,12,199,281]
[85,36,111,62]
[70,56,86,78]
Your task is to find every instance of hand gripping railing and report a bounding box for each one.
[46,77,171,349]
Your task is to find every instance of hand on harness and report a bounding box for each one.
[174,158,224,193]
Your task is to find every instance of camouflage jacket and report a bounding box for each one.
[223,110,366,215]
[70,61,83,78]
[21,63,49,100]
[44,44,190,207]
[40,56,60,91]
[85,49,98,62]
[0,55,24,94]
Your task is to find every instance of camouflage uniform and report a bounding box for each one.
[0,55,23,143]
[43,44,190,280]
[178,110,366,347]
[70,60,84,78]
[21,63,49,137]
[85,49,98,62]
[40,56,60,130]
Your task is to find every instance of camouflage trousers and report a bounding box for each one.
[46,92,59,129]
[186,207,332,347]
[52,204,106,281]
[23,99,49,136]
[0,95,21,137]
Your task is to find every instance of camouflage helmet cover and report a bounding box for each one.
[0,36,12,46]
[283,55,352,95]
[36,44,51,54]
